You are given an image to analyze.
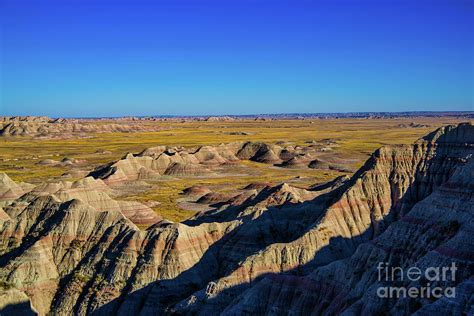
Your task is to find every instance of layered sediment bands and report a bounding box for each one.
[236,142,283,164]
[88,141,340,184]
[53,185,161,226]
[0,173,34,205]
[223,159,474,315]
[164,162,209,176]
[51,221,239,315]
[171,123,474,314]
[0,196,136,315]
[196,192,237,204]
[0,116,166,138]
[242,182,271,191]
[0,123,472,315]
[182,185,211,197]
[11,176,162,227]
[0,173,25,201]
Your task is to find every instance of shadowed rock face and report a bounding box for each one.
[221,160,474,316]
[0,123,472,315]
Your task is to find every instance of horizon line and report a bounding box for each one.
[2,110,473,120]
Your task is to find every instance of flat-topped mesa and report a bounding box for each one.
[204,116,235,121]
[0,117,167,138]
[0,116,52,123]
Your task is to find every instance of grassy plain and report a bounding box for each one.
[0,117,468,221]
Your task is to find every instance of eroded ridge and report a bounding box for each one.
[0,123,472,315]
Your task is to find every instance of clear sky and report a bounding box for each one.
[0,0,473,117]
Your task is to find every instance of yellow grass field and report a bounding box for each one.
[0,117,469,221]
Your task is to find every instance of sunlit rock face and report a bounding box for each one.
[0,116,167,139]
[0,123,472,315]
[87,141,338,184]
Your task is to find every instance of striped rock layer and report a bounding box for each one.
[0,123,472,315]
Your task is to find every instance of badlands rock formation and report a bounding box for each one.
[88,141,340,184]
[0,173,35,206]
[1,176,160,227]
[0,123,472,315]
[0,116,166,138]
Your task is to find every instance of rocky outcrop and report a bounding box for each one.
[236,142,284,164]
[0,173,25,202]
[0,195,137,315]
[0,116,166,138]
[0,123,472,315]
[0,173,34,206]
[196,192,237,205]
[242,182,271,191]
[0,288,38,315]
[204,116,235,122]
[279,154,313,167]
[222,158,474,315]
[89,141,341,185]
[308,158,331,169]
[173,123,474,314]
[164,162,209,176]
[181,185,212,197]
[51,177,161,226]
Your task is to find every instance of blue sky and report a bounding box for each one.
[0,0,473,117]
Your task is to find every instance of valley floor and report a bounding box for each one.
[0,116,467,222]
